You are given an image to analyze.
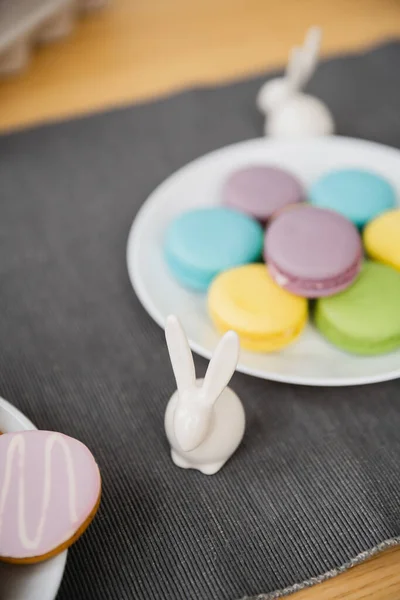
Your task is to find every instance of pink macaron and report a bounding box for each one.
[264,205,363,298]
[221,165,304,223]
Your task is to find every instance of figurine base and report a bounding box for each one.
[171,450,225,475]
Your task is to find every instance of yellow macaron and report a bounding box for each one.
[208,263,308,352]
[364,209,400,271]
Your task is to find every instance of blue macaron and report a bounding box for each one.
[309,169,396,228]
[164,207,264,291]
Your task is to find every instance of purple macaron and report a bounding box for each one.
[264,205,363,298]
[221,165,304,223]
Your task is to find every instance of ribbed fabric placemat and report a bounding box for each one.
[0,41,400,600]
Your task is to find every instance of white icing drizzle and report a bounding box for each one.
[0,432,79,551]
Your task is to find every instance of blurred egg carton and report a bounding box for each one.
[0,0,109,76]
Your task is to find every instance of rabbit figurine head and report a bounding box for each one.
[257,26,334,138]
[164,315,245,475]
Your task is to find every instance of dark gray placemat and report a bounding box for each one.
[0,41,400,600]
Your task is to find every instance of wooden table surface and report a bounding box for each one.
[1,0,400,597]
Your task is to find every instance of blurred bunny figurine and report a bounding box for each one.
[256,26,334,138]
[164,315,245,475]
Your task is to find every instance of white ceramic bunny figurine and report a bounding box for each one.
[257,26,334,138]
[164,315,245,475]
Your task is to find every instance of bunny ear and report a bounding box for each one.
[285,46,308,93]
[286,26,322,93]
[201,331,239,406]
[285,46,301,86]
[165,315,196,394]
[302,26,322,82]
[304,26,322,60]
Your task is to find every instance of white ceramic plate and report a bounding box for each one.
[0,398,67,600]
[127,136,400,386]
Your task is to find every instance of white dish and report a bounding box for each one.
[0,398,67,600]
[127,136,400,386]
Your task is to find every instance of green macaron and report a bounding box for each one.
[315,261,400,355]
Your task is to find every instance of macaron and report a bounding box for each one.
[208,263,308,352]
[221,165,304,222]
[315,261,400,355]
[364,208,400,271]
[164,207,264,291]
[309,168,396,228]
[264,205,363,298]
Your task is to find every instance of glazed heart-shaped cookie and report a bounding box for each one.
[0,430,101,564]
